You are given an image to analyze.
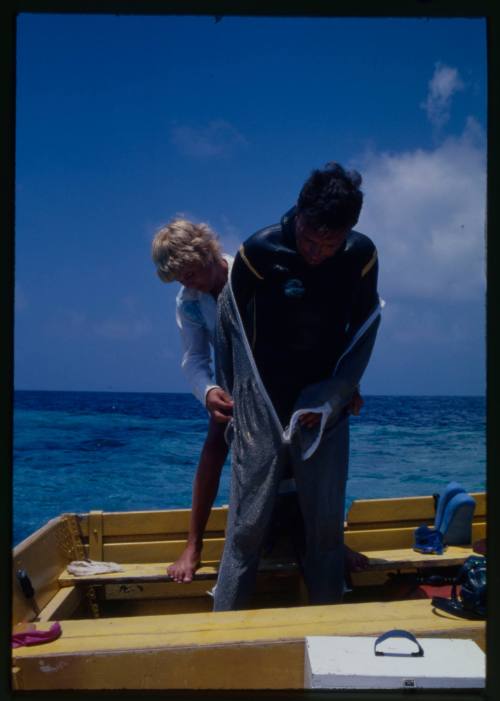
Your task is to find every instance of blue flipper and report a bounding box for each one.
[434,481,465,532]
[413,525,445,554]
[439,492,476,545]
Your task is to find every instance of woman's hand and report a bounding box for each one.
[206,387,234,423]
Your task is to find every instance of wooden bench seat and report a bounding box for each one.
[58,562,219,587]
[58,558,302,588]
[359,544,477,570]
[58,544,477,591]
[54,546,472,596]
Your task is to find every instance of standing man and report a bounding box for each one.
[213,161,382,610]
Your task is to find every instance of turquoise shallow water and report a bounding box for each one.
[13,391,486,546]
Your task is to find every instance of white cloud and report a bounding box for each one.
[356,116,486,303]
[421,62,465,129]
[170,120,248,158]
[380,299,484,347]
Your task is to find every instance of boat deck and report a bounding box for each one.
[12,598,486,690]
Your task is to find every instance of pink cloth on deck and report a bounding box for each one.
[12,622,62,648]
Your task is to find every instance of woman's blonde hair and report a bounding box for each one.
[151,218,221,283]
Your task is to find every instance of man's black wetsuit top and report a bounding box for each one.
[231,207,379,427]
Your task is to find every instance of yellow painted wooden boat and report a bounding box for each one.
[12,492,486,690]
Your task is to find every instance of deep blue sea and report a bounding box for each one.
[13,391,486,547]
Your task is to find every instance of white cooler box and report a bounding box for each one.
[304,631,485,690]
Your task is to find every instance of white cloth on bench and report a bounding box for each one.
[67,559,124,576]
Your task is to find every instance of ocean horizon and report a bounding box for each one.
[13,388,486,397]
[13,390,486,547]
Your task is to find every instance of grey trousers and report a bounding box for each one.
[213,412,349,611]
[292,412,349,604]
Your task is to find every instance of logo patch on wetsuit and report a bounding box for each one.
[283,278,305,298]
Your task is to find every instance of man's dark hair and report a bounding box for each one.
[296,161,363,232]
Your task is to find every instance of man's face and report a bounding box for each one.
[175,262,216,293]
[295,215,349,266]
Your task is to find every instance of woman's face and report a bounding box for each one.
[175,261,218,293]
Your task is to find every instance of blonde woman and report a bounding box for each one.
[152,219,233,582]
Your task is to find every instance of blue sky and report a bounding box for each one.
[14,14,487,395]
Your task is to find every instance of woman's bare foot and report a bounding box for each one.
[344,544,370,572]
[167,545,201,583]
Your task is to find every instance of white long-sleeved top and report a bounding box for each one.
[175,255,234,406]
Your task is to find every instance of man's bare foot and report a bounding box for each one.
[344,544,369,572]
[167,545,201,583]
